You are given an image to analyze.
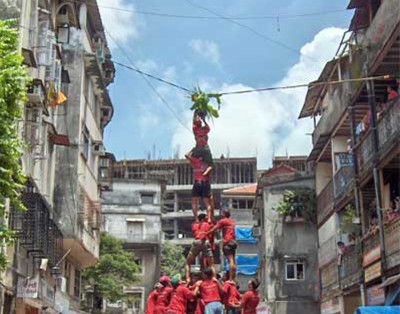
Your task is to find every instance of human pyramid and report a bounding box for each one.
[145,110,261,314]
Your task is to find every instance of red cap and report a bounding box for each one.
[159,275,170,284]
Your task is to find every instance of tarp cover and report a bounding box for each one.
[235,227,256,244]
[353,306,400,314]
[224,254,259,275]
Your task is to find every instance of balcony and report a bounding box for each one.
[384,217,400,269]
[333,166,355,202]
[321,260,340,298]
[340,245,362,289]
[362,233,380,268]
[356,98,400,176]
[319,236,337,268]
[317,180,334,225]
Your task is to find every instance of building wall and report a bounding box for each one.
[259,176,319,314]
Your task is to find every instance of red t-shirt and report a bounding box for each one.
[388,90,398,100]
[193,123,210,146]
[241,290,260,314]
[200,280,221,304]
[167,284,195,314]
[215,218,235,244]
[154,286,173,314]
[222,282,240,308]
[192,221,201,239]
[145,290,158,314]
[189,157,209,181]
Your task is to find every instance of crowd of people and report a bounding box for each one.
[144,110,261,314]
[145,271,260,314]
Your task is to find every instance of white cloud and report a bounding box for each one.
[189,39,222,66]
[98,0,142,46]
[172,27,345,168]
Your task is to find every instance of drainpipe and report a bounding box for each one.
[348,105,367,305]
[364,69,387,280]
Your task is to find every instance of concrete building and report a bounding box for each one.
[222,184,259,291]
[1,1,115,313]
[253,163,319,314]
[298,0,400,312]
[272,156,309,173]
[107,157,257,273]
[100,178,163,314]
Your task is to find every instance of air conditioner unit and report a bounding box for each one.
[252,226,262,238]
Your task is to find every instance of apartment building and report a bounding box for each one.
[298,0,400,312]
[106,157,257,273]
[100,175,163,314]
[253,162,318,314]
[0,1,115,313]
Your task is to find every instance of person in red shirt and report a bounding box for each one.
[193,267,224,314]
[154,276,173,314]
[387,85,398,101]
[207,210,237,281]
[192,110,213,165]
[166,274,195,314]
[240,279,260,314]
[187,272,203,314]
[185,214,215,282]
[185,149,214,221]
[146,283,163,314]
[222,272,241,314]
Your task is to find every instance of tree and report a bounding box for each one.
[160,241,186,276]
[0,20,29,270]
[82,232,141,312]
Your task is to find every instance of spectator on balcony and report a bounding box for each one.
[347,233,356,251]
[387,85,398,102]
[337,241,346,265]
[363,213,379,240]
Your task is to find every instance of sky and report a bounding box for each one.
[99,0,354,169]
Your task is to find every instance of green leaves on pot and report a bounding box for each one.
[190,87,222,119]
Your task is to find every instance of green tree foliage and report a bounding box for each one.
[0,20,29,270]
[160,241,185,276]
[273,188,317,224]
[82,232,141,307]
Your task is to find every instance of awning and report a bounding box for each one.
[235,227,257,244]
[353,306,400,314]
[224,254,259,276]
[378,274,400,289]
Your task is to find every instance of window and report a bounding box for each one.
[127,292,142,313]
[133,256,144,275]
[82,126,90,161]
[141,193,154,205]
[285,259,305,281]
[74,269,81,298]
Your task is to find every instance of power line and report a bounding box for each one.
[184,0,319,62]
[113,61,191,93]
[105,30,191,133]
[96,4,347,20]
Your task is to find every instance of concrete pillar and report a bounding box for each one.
[173,192,178,212]
[173,219,178,238]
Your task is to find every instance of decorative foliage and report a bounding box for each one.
[160,240,185,275]
[82,232,141,310]
[273,188,316,224]
[340,203,361,234]
[0,20,29,270]
[190,86,222,119]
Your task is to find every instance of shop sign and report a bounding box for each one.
[17,275,40,299]
[367,285,385,305]
[54,291,70,314]
[256,302,270,314]
[363,245,381,267]
[40,279,55,305]
[364,261,381,283]
[321,297,340,314]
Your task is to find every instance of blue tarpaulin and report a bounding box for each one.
[224,254,259,275]
[353,306,400,314]
[235,227,257,244]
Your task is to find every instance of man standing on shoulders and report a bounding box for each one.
[207,210,237,281]
[166,274,195,314]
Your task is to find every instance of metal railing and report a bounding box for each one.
[333,166,355,201]
[384,217,400,269]
[340,245,362,289]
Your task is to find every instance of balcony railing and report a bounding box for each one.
[340,245,362,289]
[319,236,337,268]
[317,180,334,225]
[333,166,355,201]
[384,217,400,269]
[356,98,400,174]
[321,260,340,297]
[362,233,380,267]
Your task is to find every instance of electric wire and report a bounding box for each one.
[95,4,347,20]
[105,30,192,133]
[184,0,319,62]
